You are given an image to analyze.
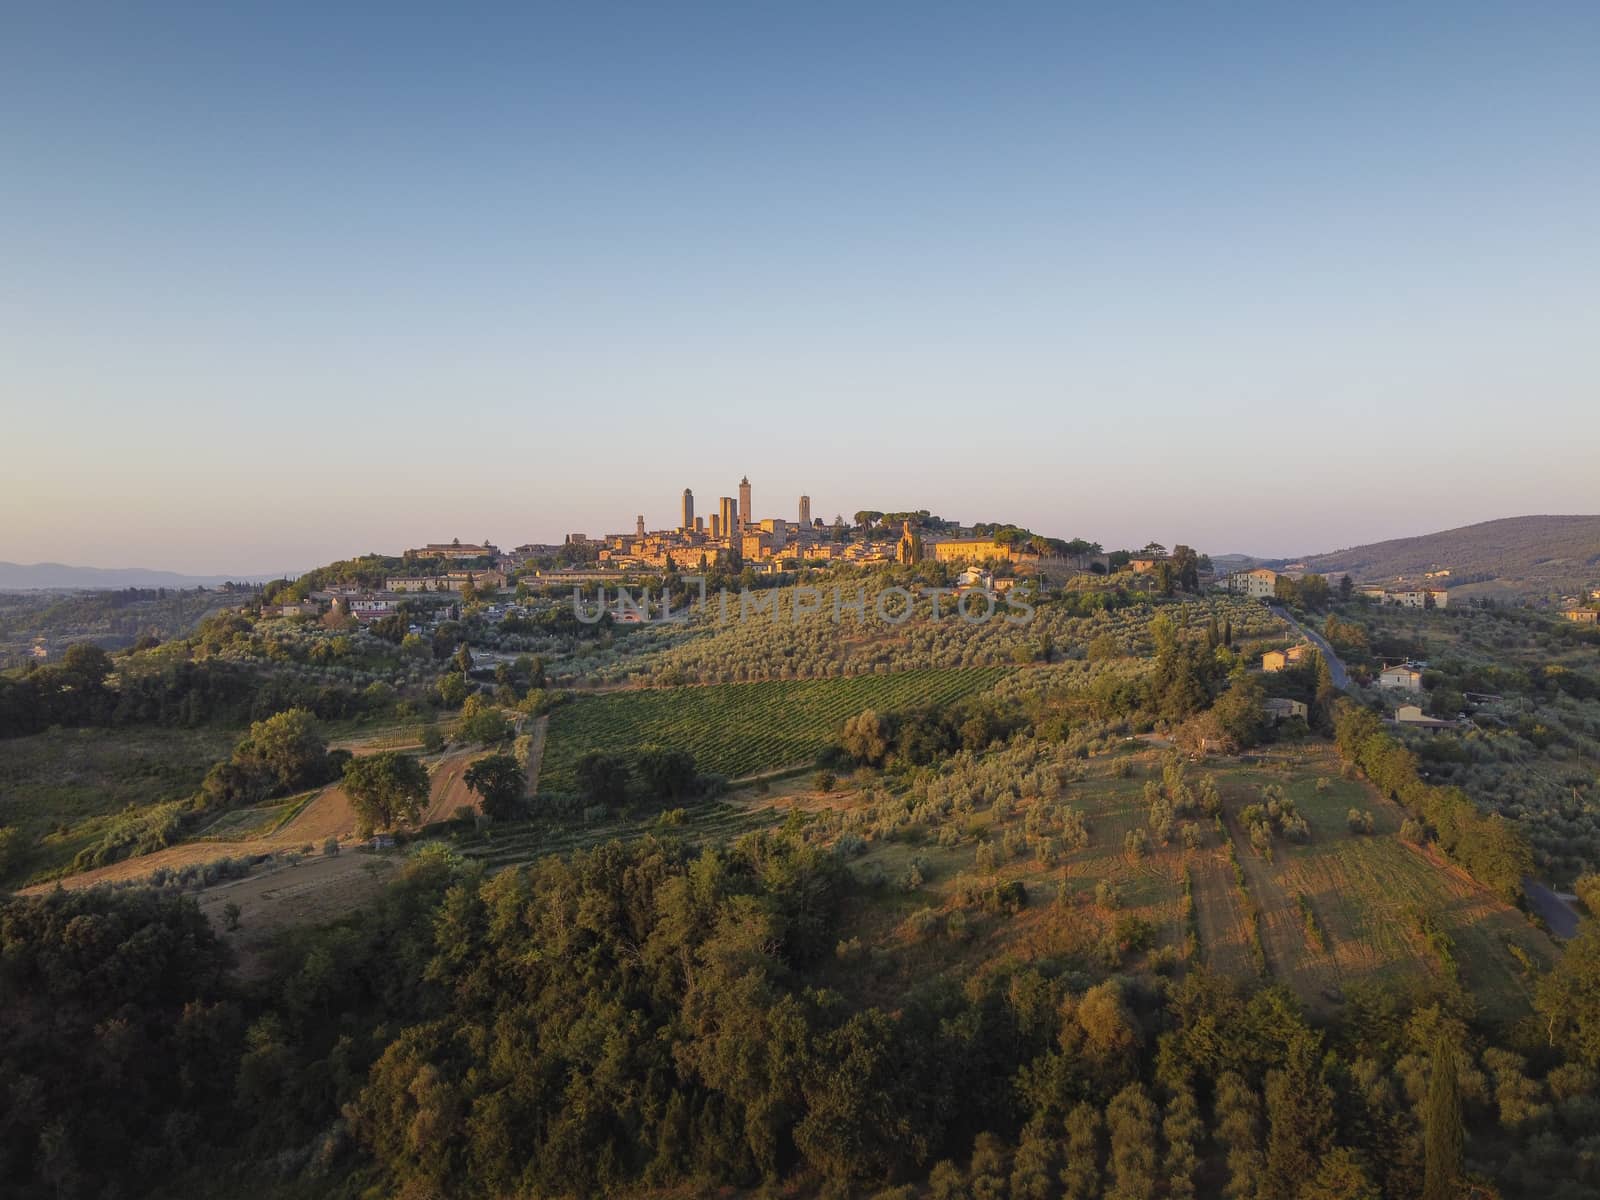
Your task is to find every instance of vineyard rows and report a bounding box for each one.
[457,802,775,870]
[540,667,1010,791]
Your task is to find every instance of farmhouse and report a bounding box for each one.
[1562,608,1599,624]
[1370,588,1450,609]
[260,599,325,619]
[1379,664,1424,691]
[1264,642,1318,672]
[1395,704,1457,732]
[339,595,403,623]
[1263,697,1308,723]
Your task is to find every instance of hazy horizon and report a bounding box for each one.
[4,508,1596,580]
[5,2,1597,573]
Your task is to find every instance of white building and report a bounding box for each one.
[339,595,403,622]
[1372,588,1449,609]
[1225,568,1279,599]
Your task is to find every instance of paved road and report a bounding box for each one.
[1525,879,1581,939]
[1269,605,1350,689]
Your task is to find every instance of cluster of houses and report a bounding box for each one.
[1226,564,1600,628]
[1261,643,1314,672]
[1358,585,1451,608]
[258,585,462,629]
[256,564,515,628]
[1255,636,1461,731]
[386,570,506,594]
[1256,642,1313,726]
[1221,565,1450,609]
[1367,660,1467,731]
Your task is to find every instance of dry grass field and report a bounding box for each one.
[25,748,483,892]
[809,742,1554,1020]
[0,724,237,887]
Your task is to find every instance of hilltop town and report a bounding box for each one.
[223,476,1600,647]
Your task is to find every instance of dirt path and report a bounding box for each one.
[420,750,482,825]
[273,784,357,845]
[24,748,484,894]
[22,840,281,892]
[524,715,549,795]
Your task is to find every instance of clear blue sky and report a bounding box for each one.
[3,1,1596,573]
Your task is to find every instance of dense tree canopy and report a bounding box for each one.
[463,753,525,820]
[342,751,429,835]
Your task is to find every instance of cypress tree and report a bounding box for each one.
[1423,1032,1463,1200]
[1163,1083,1202,1200]
[1061,1102,1102,1200]
[1265,1034,1334,1200]
[1009,1115,1057,1200]
[1106,1082,1158,1200]
[968,1132,1009,1200]
[1216,1070,1264,1200]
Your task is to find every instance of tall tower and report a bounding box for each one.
[738,476,751,531]
[719,496,738,544]
[897,519,923,565]
[681,488,694,532]
[636,514,645,539]
[798,494,811,527]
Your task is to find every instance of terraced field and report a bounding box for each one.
[193,792,316,841]
[539,667,1011,791]
[455,800,779,871]
[1209,765,1552,1015]
[839,744,1555,1020]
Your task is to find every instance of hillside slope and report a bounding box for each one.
[1297,515,1600,596]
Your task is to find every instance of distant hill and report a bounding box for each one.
[0,562,274,590]
[1209,553,1267,574]
[1293,515,1600,598]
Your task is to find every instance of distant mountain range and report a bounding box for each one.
[1289,515,1600,598]
[0,562,277,590]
